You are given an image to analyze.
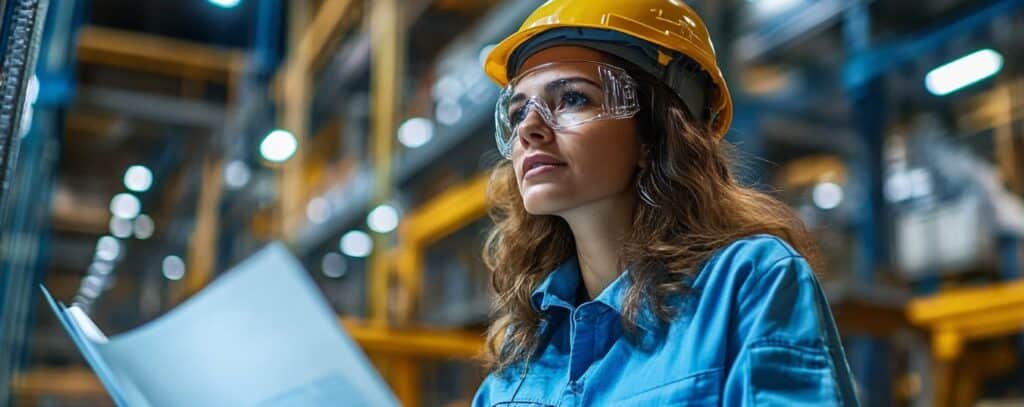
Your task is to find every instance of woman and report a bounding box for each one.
[474,0,859,406]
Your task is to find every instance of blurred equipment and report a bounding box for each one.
[0,0,56,404]
[0,0,48,218]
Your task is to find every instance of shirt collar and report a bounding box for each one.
[530,256,661,333]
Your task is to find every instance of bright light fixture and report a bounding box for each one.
[110,193,141,219]
[321,252,347,278]
[812,182,843,210]
[224,160,251,189]
[162,255,186,280]
[340,231,373,258]
[96,236,121,262]
[109,217,133,239]
[134,214,155,240]
[925,49,1003,96]
[367,204,399,233]
[124,165,153,192]
[208,0,241,8]
[260,129,298,163]
[306,197,331,224]
[398,117,434,148]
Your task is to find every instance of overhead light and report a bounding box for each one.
[398,117,434,148]
[367,204,399,233]
[749,0,802,17]
[110,193,141,219]
[208,0,241,8]
[260,129,298,163]
[95,236,121,262]
[162,255,186,281]
[306,197,331,224]
[811,182,843,210]
[925,49,1003,96]
[435,101,463,126]
[109,217,133,239]
[89,261,114,276]
[321,252,347,278]
[80,275,104,299]
[124,165,153,192]
[224,160,251,189]
[340,231,373,258]
[885,168,933,202]
[432,76,464,102]
[133,214,155,240]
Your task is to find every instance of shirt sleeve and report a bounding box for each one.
[472,373,498,407]
[722,255,860,406]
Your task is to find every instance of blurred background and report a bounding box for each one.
[0,0,1023,405]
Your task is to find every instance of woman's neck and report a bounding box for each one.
[559,192,637,300]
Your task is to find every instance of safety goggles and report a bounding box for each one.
[494,60,641,158]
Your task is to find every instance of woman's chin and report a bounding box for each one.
[522,196,571,216]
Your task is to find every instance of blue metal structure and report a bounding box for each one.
[0,0,83,403]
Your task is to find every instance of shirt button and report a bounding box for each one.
[570,381,583,393]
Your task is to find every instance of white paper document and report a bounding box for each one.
[42,243,399,407]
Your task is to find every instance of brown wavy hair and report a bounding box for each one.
[481,59,817,372]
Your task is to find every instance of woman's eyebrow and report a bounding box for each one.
[509,76,600,104]
[544,76,600,93]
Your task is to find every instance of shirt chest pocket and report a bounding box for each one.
[612,368,723,406]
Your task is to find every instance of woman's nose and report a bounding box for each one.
[517,107,554,150]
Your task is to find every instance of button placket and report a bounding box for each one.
[568,305,596,382]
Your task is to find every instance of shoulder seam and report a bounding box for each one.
[737,254,803,302]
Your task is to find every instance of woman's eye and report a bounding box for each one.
[559,91,590,109]
[509,106,527,127]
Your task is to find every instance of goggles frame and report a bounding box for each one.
[493,60,641,158]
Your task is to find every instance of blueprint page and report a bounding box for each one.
[49,243,398,406]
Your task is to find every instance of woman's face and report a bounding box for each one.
[509,46,643,216]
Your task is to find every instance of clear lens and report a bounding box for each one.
[494,60,640,158]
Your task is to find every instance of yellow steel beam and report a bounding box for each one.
[392,357,421,407]
[907,280,1024,324]
[13,368,107,400]
[393,173,489,324]
[185,157,225,297]
[77,25,244,83]
[341,318,484,359]
[367,0,403,326]
[277,0,355,85]
[277,0,357,237]
[400,174,490,245]
[907,279,1024,362]
[774,154,847,189]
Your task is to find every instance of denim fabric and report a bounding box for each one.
[473,234,859,406]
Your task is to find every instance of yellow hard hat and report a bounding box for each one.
[484,0,733,139]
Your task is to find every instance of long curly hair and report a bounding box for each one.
[481,59,818,372]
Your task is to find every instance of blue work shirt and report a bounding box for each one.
[473,234,859,406]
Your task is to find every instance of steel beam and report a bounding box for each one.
[341,318,483,359]
[738,0,870,63]
[184,157,224,297]
[367,0,403,327]
[75,86,226,128]
[76,25,244,83]
[843,0,1024,90]
[278,0,357,237]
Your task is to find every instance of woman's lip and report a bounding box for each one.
[524,163,566,180]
